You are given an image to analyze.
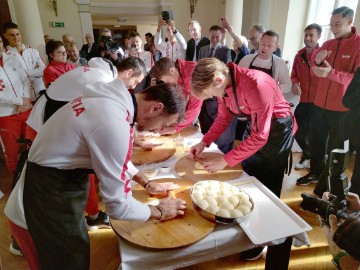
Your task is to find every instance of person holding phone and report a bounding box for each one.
[154,17,187,61]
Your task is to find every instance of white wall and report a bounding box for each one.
[37,0,84,48]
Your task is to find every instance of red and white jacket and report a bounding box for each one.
[174,59,202,132]
[0,52,32,117]
[202,63,296,167]
[5,79,149,228]
[312,27,360,111]
[155,30,187,61]
[43,61,76,88]
[6,45,46,100]
[291,46,320,103]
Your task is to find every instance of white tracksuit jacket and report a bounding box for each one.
[5,78,149,228]
[6,45,46,100]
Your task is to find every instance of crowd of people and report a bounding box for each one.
[1,5,360,270]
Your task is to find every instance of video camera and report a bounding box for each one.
[300,144,355,224]
[99,35,120,52]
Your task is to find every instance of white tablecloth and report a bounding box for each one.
[118,131,311,270]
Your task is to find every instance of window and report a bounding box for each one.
[306,0,358,45]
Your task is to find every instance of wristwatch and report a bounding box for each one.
[332,251,348,269]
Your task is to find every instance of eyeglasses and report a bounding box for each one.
[54,51,67,55]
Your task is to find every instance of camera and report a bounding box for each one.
[161,10,173,21]
[300,146,351,224]
[99,35,120,52]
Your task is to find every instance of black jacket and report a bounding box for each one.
[186,36,210,61]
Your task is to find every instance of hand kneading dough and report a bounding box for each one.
[194,162,204,170]
[217,209,231,218]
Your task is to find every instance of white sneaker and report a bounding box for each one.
[295,158,310,170]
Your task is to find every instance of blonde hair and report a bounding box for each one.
[191,58,229,98]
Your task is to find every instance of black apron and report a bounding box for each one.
[44,92,68,123]
[24,161,93,270]
[229,68,294,198]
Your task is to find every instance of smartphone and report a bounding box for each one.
[161,10,174,21]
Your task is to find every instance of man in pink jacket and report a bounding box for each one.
[296,6,360,195]
[150,57,202,135]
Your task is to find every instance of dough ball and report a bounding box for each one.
[204,196,218,207]
[198,181,211,188]
[217,209,231,218]
[192,191,203,202]
[220,182,230,191]
[236,205,252,215]
[237,192,250,202]
[229,209,244,218]
[230,186,241,195]
[216,196,228,206]
[209,180,220,188]
[242,199,253,209]
[207,205,220,215]
[194,185,205,194]
[218,189,232,197]
[219,202,235,210]
[228,196,240,207]
[194,162,204,170]
[197,199,209,210]
[205,188,218,197]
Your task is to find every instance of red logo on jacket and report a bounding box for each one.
[71,97,85,117]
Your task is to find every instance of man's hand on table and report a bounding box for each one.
[202,156,227,173]
[146,181,179,194]
[150,193,187,221]
[189,141,206,159]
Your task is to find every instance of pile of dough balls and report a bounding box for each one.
[191,180,253,218]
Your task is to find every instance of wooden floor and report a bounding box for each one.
[1,152,354,270]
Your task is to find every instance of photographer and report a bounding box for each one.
[321,192,360,270]
[95,28,124,66]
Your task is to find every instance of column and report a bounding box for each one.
[8,0,45,59]
[224,0,244,47]
[75,0,93,44]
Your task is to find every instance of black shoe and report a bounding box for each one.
[240,246,265,261]
[86,210,110,231]
[296,172,319,186]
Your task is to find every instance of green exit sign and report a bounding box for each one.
[51,22,65,28]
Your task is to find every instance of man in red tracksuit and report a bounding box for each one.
[291,23,322,171]
[296,6,360,195]
[150,57,202,135]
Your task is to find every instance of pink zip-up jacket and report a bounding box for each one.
[43,61,76,88]
[312,27,360,111]
[291,45,320,103]
[174,59,202,132]
[202,63,296,167]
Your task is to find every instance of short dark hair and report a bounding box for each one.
[2,22,18,33]
[145,32,153,38]
[251,24,266,34]
[262,30,280,43]
[209,25,222,32]
[305,23,322,35]
[129,31,141,39]
[140,83,186,123]
[150,57,175,79]
[116,56,146,77]
[332,6,354,18]
[46,40,65,59]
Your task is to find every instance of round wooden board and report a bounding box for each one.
[131,137,176,165]
[175,152,243,181]
[110,178,215,249]
[166,124,198,138]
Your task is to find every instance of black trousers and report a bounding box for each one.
[311,106,348,196]
[24,162,91,270]
[241,116,294,198]
[294,102,316,159]
[198,97,237,154]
